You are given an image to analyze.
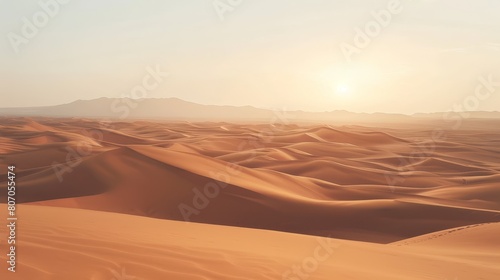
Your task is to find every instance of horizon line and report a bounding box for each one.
[1,96,499,117]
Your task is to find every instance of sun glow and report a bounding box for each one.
[335,84,351,97]
[319,66,363,100]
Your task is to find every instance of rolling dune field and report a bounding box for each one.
[0,117,499,279]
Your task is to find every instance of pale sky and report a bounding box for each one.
[1,0,500,113]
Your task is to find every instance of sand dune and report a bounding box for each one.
[0,205,498,280]
[4,144,499,242]
[1,117,500,278]
[1,118,500,244]
[394,222,500,249]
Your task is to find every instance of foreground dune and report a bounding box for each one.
[1,204,499,280]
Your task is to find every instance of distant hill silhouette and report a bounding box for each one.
[1,97,499,123]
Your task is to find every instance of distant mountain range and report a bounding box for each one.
[1,98,499,123]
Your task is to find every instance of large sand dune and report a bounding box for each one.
[0,205,499,280]
[0,117,499,278]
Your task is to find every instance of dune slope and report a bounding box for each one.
[1,205,499,280]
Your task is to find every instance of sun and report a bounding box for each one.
[335,84,351,97]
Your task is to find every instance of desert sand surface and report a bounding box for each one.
[0,204,499,280]
[1,117,500,279]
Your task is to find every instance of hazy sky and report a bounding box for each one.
[1,0,500,113]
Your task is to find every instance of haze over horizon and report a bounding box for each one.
[1,96,500,117]
[2,0,500,114]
